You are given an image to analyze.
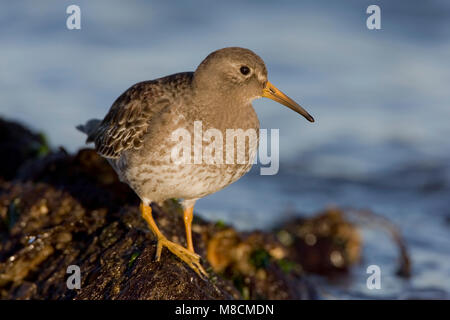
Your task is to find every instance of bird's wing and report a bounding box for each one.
[91,80,172,159]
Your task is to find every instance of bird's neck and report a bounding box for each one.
[190,91,258,131]
[186,73,259,130]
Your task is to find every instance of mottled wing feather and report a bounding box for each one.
[91,80,170,159]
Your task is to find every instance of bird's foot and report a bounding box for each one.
[155,236,208,278]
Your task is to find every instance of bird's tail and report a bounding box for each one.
[76,119,101,143]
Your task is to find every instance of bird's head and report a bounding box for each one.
[193,47,314,122]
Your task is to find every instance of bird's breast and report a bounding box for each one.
[122,104,260,201]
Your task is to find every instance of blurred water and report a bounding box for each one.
[1,0,449,299]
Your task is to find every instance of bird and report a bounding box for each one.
[77,47,314,277]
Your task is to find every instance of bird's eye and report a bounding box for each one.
[240,66,250,75]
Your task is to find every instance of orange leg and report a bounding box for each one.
[140,202,206,277]
[183,206,194,252]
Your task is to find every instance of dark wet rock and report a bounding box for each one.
[0,142,315,300]
[205,228,316,299]
[16,148,139,211]
[0,118,377,300]
[0,117,49,181]
[0,177,241,299]
[275,209,362,275]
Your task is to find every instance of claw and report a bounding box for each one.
[156,236,208,278]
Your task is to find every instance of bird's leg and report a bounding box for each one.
[140,202,207,278]
[183,205,194,252]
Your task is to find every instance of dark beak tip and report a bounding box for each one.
[307,115,315,123]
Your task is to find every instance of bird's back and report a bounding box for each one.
[78,72,194,159]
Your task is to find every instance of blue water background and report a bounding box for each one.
[1,0,449,298]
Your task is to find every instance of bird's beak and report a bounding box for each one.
[262,81,314,122]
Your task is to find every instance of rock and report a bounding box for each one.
[0,123,316,299]
[275,208,362,275]
[0,178,240,299]
[0,117,49,181]
[0,154,241,299]
[206,228,316,299]
[0,118,371,300]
